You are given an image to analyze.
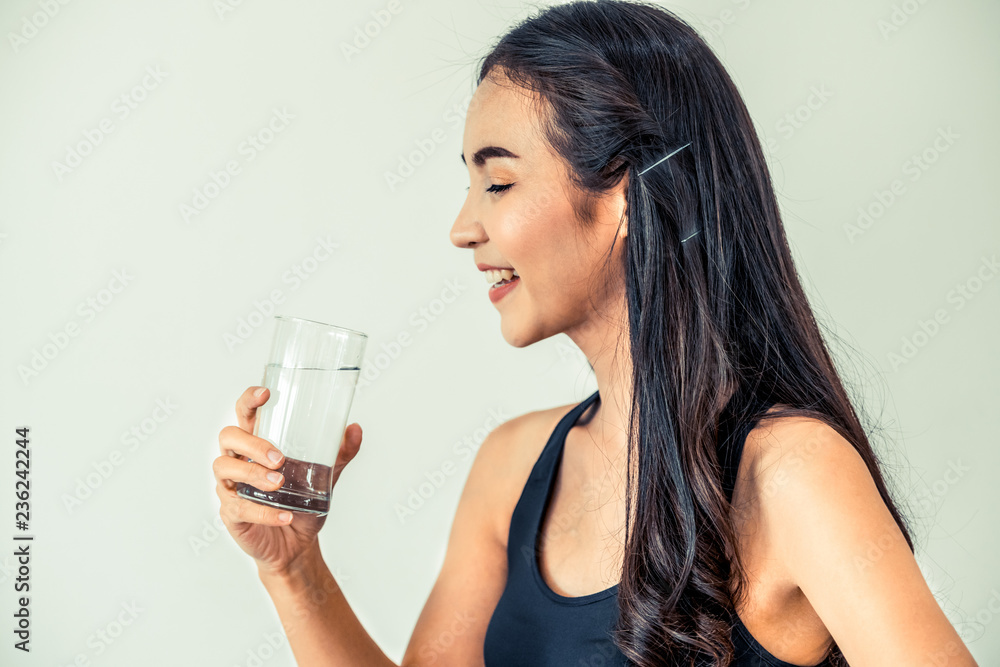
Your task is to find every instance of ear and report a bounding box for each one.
[615,171,629,241]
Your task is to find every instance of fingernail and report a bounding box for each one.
[266,472,282,484]
[278,512,292,522]
[254,387,266,397]
[267,449,282,464]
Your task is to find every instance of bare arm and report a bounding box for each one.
[258,544,396,666]
[755,418,979,666]
[255,412,527,666]
[215,386,395,666]
[399,415,525,666]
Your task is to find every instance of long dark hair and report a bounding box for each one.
[476,2,915,665]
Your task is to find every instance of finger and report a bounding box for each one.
[216,478,236,501]
[222,494,293,526]
[212,454,285,491]
[236,386,270,433]
[218,425,285,469]
[334,423,363,471]
[329,425,363,493]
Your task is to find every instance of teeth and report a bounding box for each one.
[484,268,517,286]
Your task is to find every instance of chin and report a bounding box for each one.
[500,325,533,348]
[499,313,551,349]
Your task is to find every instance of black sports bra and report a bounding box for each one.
[482,389,832,666]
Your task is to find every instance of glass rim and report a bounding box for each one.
[274,315,368,339]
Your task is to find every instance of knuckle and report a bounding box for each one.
[242,459,259,480]
[237,389,257,415]
[257,504,271,523]
[249,460,267,482]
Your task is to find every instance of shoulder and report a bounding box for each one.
[472,399,574,475]
[743,407,868,499]
[739,410,977,662]
[465,399,580,543]
[741,406,901,578]
[744,407,873,507]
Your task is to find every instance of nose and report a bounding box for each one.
[449,197,488,249]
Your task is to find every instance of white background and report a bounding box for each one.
[1,0,997,664]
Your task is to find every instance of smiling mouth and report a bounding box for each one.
[490,276,520,289]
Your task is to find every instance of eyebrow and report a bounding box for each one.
[460,146,520,167]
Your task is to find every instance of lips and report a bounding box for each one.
[488,275,519,303]
[490,275,519,289]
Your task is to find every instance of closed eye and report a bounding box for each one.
[464,183,515,194]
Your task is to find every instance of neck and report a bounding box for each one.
[562,292,638,521]
[563,296,633,458]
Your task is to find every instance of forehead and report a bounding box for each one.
[464,73,545,152]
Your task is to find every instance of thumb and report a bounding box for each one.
[334,423,362,472]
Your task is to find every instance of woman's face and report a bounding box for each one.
[450,73,628,348]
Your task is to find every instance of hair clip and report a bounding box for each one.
[638,142,691,175]
[635,142,699,243]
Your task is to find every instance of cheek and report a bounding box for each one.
[488,184,591,297]
[517,220,591,302]
[486,196,554,266]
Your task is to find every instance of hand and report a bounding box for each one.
[213,385,363,576]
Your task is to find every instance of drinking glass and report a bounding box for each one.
[236,315,367,516]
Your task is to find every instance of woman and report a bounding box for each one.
[212,2,978,665]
